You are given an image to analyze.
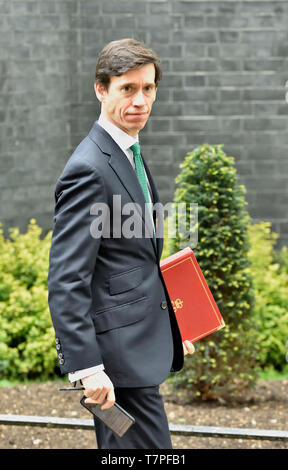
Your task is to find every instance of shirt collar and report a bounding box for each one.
[97,112,139,153]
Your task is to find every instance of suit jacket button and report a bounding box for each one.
[56,344,61,350]
[161,301,167,309]
[58,353,63,359]
[59,358,65,365]
[55,338,60,345]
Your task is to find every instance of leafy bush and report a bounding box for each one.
[0,219,57,379]
[247,222,288,371]
[165,144,259,400]
[1,189,287,384]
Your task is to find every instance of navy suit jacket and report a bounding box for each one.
[47,121,184,388]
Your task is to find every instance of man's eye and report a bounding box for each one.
[123,86,131,92]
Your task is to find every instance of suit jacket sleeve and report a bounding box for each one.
[47,159,108,375]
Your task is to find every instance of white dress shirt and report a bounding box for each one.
[68,113,153,383]
[97,113,153,199]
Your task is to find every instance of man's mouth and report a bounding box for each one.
[127,112,148,117]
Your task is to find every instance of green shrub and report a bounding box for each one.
[247,222,288,371]
[0,219,57,379]
[276,245,288,275]
[166,144,259,400]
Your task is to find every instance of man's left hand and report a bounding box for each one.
[183,340,195,356]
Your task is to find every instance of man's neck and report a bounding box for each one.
[99,111,138,140]
[98,113,138,153]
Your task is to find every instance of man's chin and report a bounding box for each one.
[125,121,148,135]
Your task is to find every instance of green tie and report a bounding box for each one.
[130,142,156,248]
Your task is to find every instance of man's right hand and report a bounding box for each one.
[81,371,115,410]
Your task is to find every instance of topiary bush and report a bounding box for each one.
[0,219,57,380]
[166,144,259,400]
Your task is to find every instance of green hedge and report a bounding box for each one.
[0,219,56,380]
[247,222,288,371]
[0,169,287,384]
[163,218,288,375]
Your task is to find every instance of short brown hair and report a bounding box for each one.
[95,38,162,89]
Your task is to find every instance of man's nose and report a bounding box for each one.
[133,91,145,106]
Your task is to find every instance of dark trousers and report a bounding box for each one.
[93,386,172,449]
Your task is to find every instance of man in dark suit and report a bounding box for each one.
[47,38,195,449]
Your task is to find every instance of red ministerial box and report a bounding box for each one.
[160,246,225,343]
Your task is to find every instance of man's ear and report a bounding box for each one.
[153,85,158,102]
[94,82,107,103]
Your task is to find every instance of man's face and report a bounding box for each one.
[94,63,157,137]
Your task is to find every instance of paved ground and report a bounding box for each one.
[0,378,287,449]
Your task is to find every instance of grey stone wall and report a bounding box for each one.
[1,0,288,247]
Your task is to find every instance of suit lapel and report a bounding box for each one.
[89,121,159,259]
[142,155,164,261]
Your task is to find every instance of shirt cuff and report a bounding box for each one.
[68,364,105,383]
